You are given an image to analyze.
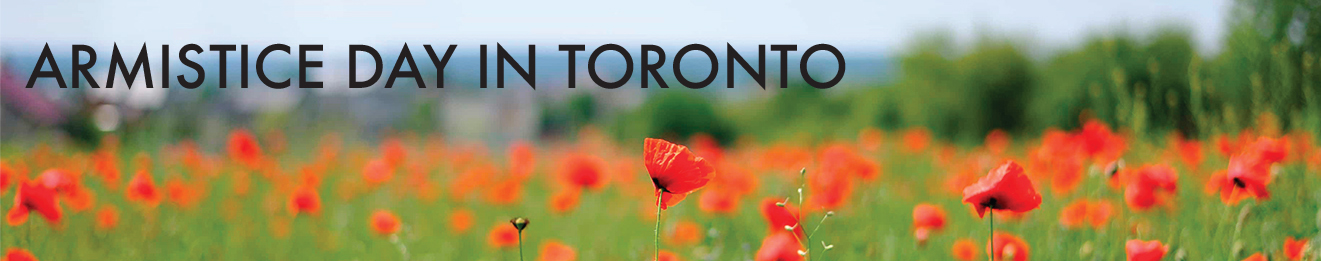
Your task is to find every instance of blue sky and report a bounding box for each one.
[2,0,1230,52]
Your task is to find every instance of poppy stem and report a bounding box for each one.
[517,230,525,261]
[988,210,994,261]
[655,189,663,261]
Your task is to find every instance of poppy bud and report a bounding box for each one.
[1105,160,1124,178]
[826,211,835,217]
[510,217,529,231]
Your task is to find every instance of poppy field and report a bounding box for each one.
[1,120,1319,261]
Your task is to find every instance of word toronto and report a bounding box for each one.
[25,43,846,90]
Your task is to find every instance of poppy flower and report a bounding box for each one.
[644,138,714,210]
[666,221,702,246]
[558,154,609,191]
[858,127,884,151]
[125,170,161,208]
[448,209,475,234]
[689,133,725,164]
[1172,134,1204,169]
[508,141,536,180]
[653,250,682,261]
[807,164,855,210]
[1078,120,1127,163]
[483,179,524,205]
[1208,138,1287,205]
[698,189,740,215]
[1242,253,1266,261]
[710,164,759,196]
[95,206,118,230]
[962,161,1042,218]
[1059,199,1114,229]
[165,178,206,209]
[1285,237,1309,260]
[761,198,804,240]
[227,129,264,168]
[1125,239,1168,261]
[381,138,408,168]
[370,210,401,236]
[487,223,520,248]
[288,186,321,216]
[903,128,932,153]
[549,189,581,214]
[60,184,95,212]
[952,239,979,261]
[912,203,947,245]
[6,181,61,226]
[0,164,16,195]
[362,159,394,185]
[538,240,577,261]
[1124,165,1178,211]
[2,248,37,261]
[985,129,1011,154]
[754,232,803,261]
[990,232,1030,261]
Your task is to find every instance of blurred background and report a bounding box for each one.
[0,0,1316,151]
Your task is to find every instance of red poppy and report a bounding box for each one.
[0,164,16,195]
[754,232,803,261]
[165,178,205,209]
[483,179,524,205]
[370,210,401,236]
[808,163,855,210]
[1208,137,1287,205]
[227,129,264,168]
[448,209,474,234]
[858,127,884,151]
[666,221,702,246]
[95,206,118,230]
[362,159,394,185]
[962,161,1042,218]
[558,154,609,191]
[381,138,408,168]
[288,186,321,216]
[1285,237,1309,261]
[538,240,577,261]
[1124,165,1178,211]
[990,232,1030,261]
[2,248,37,261]
[985,129,1011,154]
[653,250,683,261]
[6,181,61,226]
[952,239,979,261]
[710,163,758,196]
[644,138,714,210]
[912,203,947,245]
[508,141,536,180]
[1242,253,1265,261]
[487,223,519,248]
[1172,134,1204,169]
[1125,239,1168,261]
[1059,199,1114,229]
[698,189,740,215]
[690,133,725,164]
[903,128,932,153]
[125,170,161,208]
[549,189,581,214]
[1078,120,1127,163]
[761,198,805,240]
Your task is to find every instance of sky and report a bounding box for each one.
[2,0,1232,52]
